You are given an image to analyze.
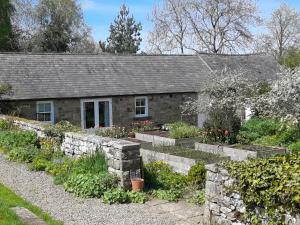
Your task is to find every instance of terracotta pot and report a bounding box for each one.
[128,132,135,138]
[131,178,144,192]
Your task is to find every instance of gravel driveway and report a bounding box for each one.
[0,154,182,225]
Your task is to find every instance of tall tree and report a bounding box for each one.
[34,0,92,52]
[148,0,188,54]
[100,4,142,54]
[257,4,300,59]
[0,0,16,51]
[184,0,260,54]
[148,0,259,54]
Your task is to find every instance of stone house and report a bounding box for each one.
[0,53,279,129]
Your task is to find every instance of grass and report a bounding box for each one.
[0,183,63,225]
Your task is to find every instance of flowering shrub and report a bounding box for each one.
[96,126,128,138]
[132,120,155,132]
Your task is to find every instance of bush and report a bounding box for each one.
[44,121,81,143]
[240,118,281,137]
[40,138,60,152]
[30,158,52,171]
[168,122,200,139]
[0,131,38,149]
[64,173,118,198]
[152,189,183,202]
[288,141,300,153]
[127,191,148,204]
[102,188,128,204]
[223,154,300,225]
[8,146,38,163]
[202,108,241,144]
[0,119,16,130]
[71,153,108,175]
[186,190,205,205]
[144,161,186,190]
[96,127,128,139]
[187,162,206,189]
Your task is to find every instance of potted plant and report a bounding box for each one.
[131,178,144,192]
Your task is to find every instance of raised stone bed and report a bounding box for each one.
[140,147,229,174]
[195,142,287,161]
[135,132,194,147]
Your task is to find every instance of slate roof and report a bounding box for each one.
[0,53,279,100]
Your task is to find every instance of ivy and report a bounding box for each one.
[223,154,300,225]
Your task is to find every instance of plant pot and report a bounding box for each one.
[131,178,144,192]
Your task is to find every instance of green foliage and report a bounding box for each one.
[64,173,118,198]
[237,118,281,144]
[40,138,60,152]
[152,189,183,202]
[100,4,142,53]
[187,162,206,189]
[186,190,205,205]
[127,191,148,204]
[223,154,300,225]
[279,48,300,70]
[0,119,16,131]
[30,158,52,171]
[71,152,108,175]
[168,122,201,139]
[288,141,300,153]
[0,130,38,148]
[44,120,81,142]
[0,1,17,51]
[102,189,148,204]
[102,188,129,204]
[202,108,241,144]
[34,0,90,53]
[144,161,187,190]
[8,146,38,163]
[96,126,128,139]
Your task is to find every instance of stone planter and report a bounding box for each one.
[135,132,194,147]
[195,142,288,161]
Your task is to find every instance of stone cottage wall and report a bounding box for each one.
[61,132,141,189]
[204,164,300,225]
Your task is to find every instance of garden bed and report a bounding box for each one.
[195,142,288,161]
[135,132,195,147]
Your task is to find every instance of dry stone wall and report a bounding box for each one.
[205,164,300,225]
[61,132,142,189]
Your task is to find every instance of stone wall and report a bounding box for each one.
[61,132,141,189]
[205,164,300,225]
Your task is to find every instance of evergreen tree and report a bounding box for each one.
[0,0,16,51]
[102,4,142,54]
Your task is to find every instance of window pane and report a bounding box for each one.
[44,103,51,112]
[136,107,141,115]
[136,99,141,106]
[37,113,51,122]
[44,113,51,121]
[140,107,145,115]
[38,103,44,113]
[140,99,145,106]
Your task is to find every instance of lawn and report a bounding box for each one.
[0,183,62,225]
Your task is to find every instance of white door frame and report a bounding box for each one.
[80,98,113,129]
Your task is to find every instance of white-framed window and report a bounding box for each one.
[36,101,54,123]
[135,96,148,117]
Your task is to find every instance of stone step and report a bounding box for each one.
[11,207,47,225]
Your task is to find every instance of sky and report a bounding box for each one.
[79,0,300,51]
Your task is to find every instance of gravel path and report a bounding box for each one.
[0,154,181,225]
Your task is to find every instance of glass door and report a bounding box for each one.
[81,99,112,129]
